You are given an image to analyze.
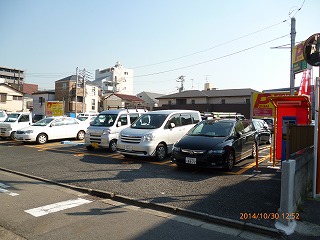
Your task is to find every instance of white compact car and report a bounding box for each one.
[14,116,87,144]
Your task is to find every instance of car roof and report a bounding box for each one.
[252,119,264,122]
[45,116,75,120]
[215,118,237,123]
[99,109,147,114]
[7,112,30,114]
[146,110,199,115]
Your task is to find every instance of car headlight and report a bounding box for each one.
[172,145,181,152]
[25,130,34,134]
[208,149,225,154]
[142,132,155,142]
[102,129,111,135]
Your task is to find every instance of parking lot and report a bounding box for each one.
[0,139,281,230]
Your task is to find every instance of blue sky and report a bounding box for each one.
[0,0,319,94]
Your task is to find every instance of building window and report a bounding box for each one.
[13,95,22,100]
[39,97,45,103]
[221,99,226,104]
[176,99,186,105]
[168,100,172,105]
[124,72,128,75]
[62,82,67,89]
[92,87,96,96]
[191,99,195,104]
[91,99,96,111]
[245,98,250,104]
[0,93,7,102]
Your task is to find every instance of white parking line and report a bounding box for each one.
[0,188,19,196]
[24,198,92,217]
[0,182,19,196]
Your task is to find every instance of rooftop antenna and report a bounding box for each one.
[176,75,185,93]
[204,75,211,82]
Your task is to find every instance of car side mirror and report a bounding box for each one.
[169,122,175,129]
[117,122,122,127]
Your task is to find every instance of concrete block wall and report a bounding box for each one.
[278,147,314,226]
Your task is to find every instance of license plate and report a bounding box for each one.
[185,157,196,164]
[17,137,23,140]
[91,142,99,148]
[124,145,133,151]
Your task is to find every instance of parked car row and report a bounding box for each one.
[0,109,273,171]
[0,112,96,142]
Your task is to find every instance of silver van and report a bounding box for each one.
[117,110,201,160]
[84,109,147,152]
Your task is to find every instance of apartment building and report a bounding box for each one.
[93,61,133,96]
[55,75,99,115]
[0,66,25,92]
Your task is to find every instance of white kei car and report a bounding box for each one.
[14,116,86,144]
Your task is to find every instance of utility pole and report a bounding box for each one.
[290,17,296,95]
[82,68,86,112]
[75,67,78,117]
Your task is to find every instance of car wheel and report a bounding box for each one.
[224,151,235,171]
[109,139,117,152]
[37,133,48,144]
[77,130,85,140]
[251,143,257,158]
[155,143,167,161]
[10,131,16,140]
[86,145,95,151]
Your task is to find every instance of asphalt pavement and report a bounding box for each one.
[0,141,319,239]
[0,170,281,240]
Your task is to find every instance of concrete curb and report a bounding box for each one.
[0,167,285,239]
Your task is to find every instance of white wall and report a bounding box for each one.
[95,62,133,95]
[0,85,24,112]
[85,84,99,112]
[32,93,55,115]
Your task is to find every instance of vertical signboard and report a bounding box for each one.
[252,93,275,117]
[45,101,64,116]
[292,41,308,74]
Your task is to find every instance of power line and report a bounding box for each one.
[289,0,306,18]
[135,34,290,78]
[132,19,289,69]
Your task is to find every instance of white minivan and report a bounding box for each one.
[0,112,32,139]
[117,110,201,161]
[84,109,147,152]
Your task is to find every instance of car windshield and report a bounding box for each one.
[90,114,118,127]
[4,114,20,122]
[188,120,233,137]
[131,114,168,129]
[32,118,54,126]
[77,116,88,121]
[263,119,273,125]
